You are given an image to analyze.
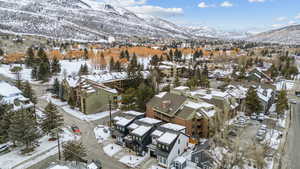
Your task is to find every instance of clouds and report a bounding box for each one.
[198,1,233,8]
[276,17,287,22]
[198,2,209,8]
[248,0,266,3]
[220,1,233,7]
[296,13,300,19]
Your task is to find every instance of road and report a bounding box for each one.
[285,100,300,169]
[0,75,125,169]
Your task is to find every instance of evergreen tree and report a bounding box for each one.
[63,141,87,162]
[25,47,35,67]
[51,57,61,74]
[0,100,11,143]
[10,66,23,89]
[83,48,88,60]
[122,88,136,110]
[135,83,154,111]
[174,74,180,87]
[120,50,125,59]
[109,57,115,72]
[169,50,173,61]
[68,91,76,109]
[150,55,159,66]
[114,61,121,72]
[8,110,39,152]
[245,87,262,115]
[276,90,288,118]
[53,78,60,96]
[41,102,63,137]
[38,62,50,81]
[22,81,37,105]
[186,77,198,89]
[269,64,278,79]
[125,50,130,61]
[0,48,3,56]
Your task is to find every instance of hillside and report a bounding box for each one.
[247,24,300,45]
[0,0,192,41]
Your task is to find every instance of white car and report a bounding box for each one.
[250,114,257,120]
[258,114,265,121]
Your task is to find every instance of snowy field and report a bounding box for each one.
[94,125,111,143]
[103,143,122,157]
[0,128,79,169]
[0,59,91,83]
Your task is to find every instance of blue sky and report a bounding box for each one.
[97,0,300,32]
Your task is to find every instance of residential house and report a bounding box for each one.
[247,68,272,83]
[0,81,34,112]
[146,92,220,139]
[124,117,162,156]
[158,61,185,78]
[255,85,275,113]
[224,85,248,111]
[111,111,144,145]
[191,140,214,169]
[148,123,189,168]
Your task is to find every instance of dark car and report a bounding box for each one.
[71,126,81,134]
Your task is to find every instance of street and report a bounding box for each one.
[285,101,300,169]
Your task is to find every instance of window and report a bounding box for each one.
[178,149,180,155]
[178,139,180,144]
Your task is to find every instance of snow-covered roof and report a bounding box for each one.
[274,80,295,91]
[173,156,186,164]
[128,123,139,130]
[256,86,273,103]
[49,165,70,169]
[174,86,189,91]
[0,81,22,97]
[157,132,178,145]
[132,126,151,136]
[87,163,98,169]
[66,77,80,88]
[116,117,133,127]
[185,101,214,110]
[161,123,186,132]
[155,92,167,98]
[123,110,144,116]
[151,130,164,137]
[138,117,161,125]
[190,89,228,100]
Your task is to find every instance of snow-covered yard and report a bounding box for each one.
[148,165,164,169]
[119,154,149,168]
[62,105,119,121]
[0,128,79,169]
[103,143,122,157]
[94,125,111,143]
[262,129,282,150]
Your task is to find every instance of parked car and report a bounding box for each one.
[0,143,11,153]
[257,114,265,122]
[71,126,81,134]
[260,124,267,130]
[256,134,265,141]
[250,114,257,120]
[290,99,297,104]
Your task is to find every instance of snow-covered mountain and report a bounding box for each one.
[0,0,192,41]
[187,26,254,39]
[247,24,300,44]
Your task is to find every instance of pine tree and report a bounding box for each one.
[51,57,61,74]
[8,110,39,152]
[0,48,3,56]
[276,90,288,118]
[125,50,130,61]
[122,88,136,110]
[136,83,154,111]
[0,100,11,143]
[63,141,87,162]
[25,47,35,67]
[245,87,262,115]
[174,74,180,87]
[109,57,115,72]
[10,66,23,89]
[53,78,60,96]
[38,62,50,81]
[68,91,76,109]
[114,61,121,72]
[22,81,37,104]
[83,48,88,60]
[41,102,63,137]
[169,50,173,61]
[120,50,125,59]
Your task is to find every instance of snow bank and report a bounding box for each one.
[62,105,119,121]
[103,144,122,157]
[119,155,148,168]
[94,125,111,143]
